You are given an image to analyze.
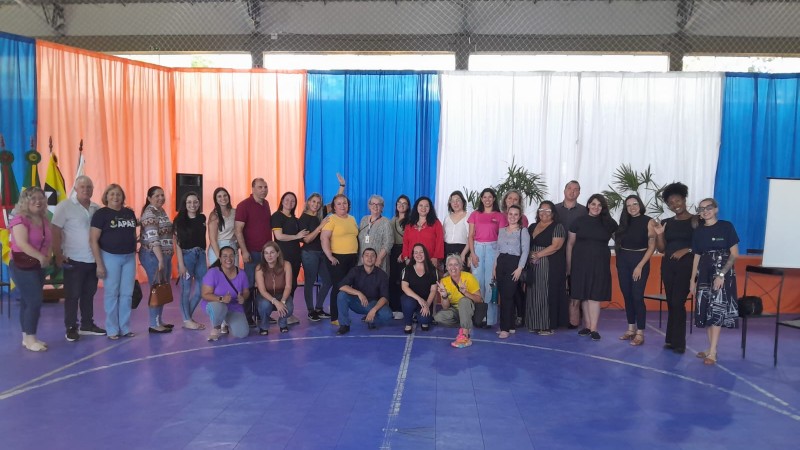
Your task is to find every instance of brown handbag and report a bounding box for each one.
[148,273,174,307]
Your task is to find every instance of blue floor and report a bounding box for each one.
[1,289,799,450]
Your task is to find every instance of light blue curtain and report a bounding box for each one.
[0,31,37,187]
[305,71,440,220]
[715,73,800,252]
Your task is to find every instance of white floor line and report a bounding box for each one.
[0,338,132,397]
[380,331,415,450]
[646,323,796,411]
[2,333,798,424]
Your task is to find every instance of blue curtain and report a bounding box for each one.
[0,31,37,187]
[305,71,440,220]
[715,73,800,252]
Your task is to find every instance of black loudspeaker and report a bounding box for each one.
[176,173,203,212]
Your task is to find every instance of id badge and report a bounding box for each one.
[365,235,370,244]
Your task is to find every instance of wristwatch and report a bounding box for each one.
[218,296,223,302]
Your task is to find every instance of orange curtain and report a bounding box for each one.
[36,42,306,218]
[36,41,174,214]
[172,68,306,211]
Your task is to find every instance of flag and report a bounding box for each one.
[0,134,20,266]
[45,152,68,216]
[69,148,85,199]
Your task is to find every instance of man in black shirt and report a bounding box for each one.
[556,180,587,329]
[335,248,392,335]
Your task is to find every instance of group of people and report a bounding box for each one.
[8,174,740,362]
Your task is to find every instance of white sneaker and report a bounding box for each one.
[287,315,300,325]
[392,312,404,320]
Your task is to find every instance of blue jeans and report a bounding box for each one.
[139,249,174,327]
[301,250,332,311]
[472,241,498,325]
[336,292,392,327]
[400,294,433,327]
[205,302,249,338]
[102,251,136,336]
[257,295,294,329]
[179,247,208,322]
[9,263,45,334]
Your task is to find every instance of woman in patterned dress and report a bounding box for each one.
[690,198,740,366]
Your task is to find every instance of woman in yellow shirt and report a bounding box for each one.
[321,194,359,324]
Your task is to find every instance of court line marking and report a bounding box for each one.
[0,338,133,397]
[1,334,798,424]
[646,323,795,410]
[380,331,415,449]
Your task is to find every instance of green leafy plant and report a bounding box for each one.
[463,157,548,210]
[602,164,665,217]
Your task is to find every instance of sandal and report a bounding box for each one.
[208,329,221,342]
[703,353,717,365]
[696,351,711,359]
[630,333,645,346]
[498,331,510,339]
[619,330,636,341]
[123,332,136,338]
[183,320,206,330]
[280,327,289,333]
[22,341,47,352]
[108,335,120,340]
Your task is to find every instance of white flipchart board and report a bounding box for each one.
[763,178,800,269]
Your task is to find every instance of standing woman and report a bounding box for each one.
[443,191,470,271]
[9,187,52,352]
[139,186,175,334]
[174,191,207,330]
[526,201,566,335]
[321,194,359,324]
[402,196,444,267]
[207,187,237,266]
[400,244,438,333]
[272,192,309,303]
[615,195,657,346]
[358,195,394,275]
[493,205,530,338]
[468,188,507,326]
[91,184,138,340]
[653,182,697,354]
[388,195,410,317]
[298,193,332,321]
[690,198,739,366]
[501,189,529,227]
[566,194,618,341]
[255,242,294,334]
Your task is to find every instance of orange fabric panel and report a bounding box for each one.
[171,70,306,213]
[36,40,175,215]
[36,41,308,279]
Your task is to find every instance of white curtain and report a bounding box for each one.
[436,71,723,221]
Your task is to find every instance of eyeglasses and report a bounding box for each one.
[369,202,382,207]
[537,209,552,213]
[697,205,716,212]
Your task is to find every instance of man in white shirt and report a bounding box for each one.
[51,176,105,341]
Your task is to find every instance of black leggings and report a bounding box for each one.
[325,253,358,321]
[496,253,521,332]
[662,254,693,349]
[616,249,650,330]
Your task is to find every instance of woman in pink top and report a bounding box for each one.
[9,187,53,352]
[468,188,507,326]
